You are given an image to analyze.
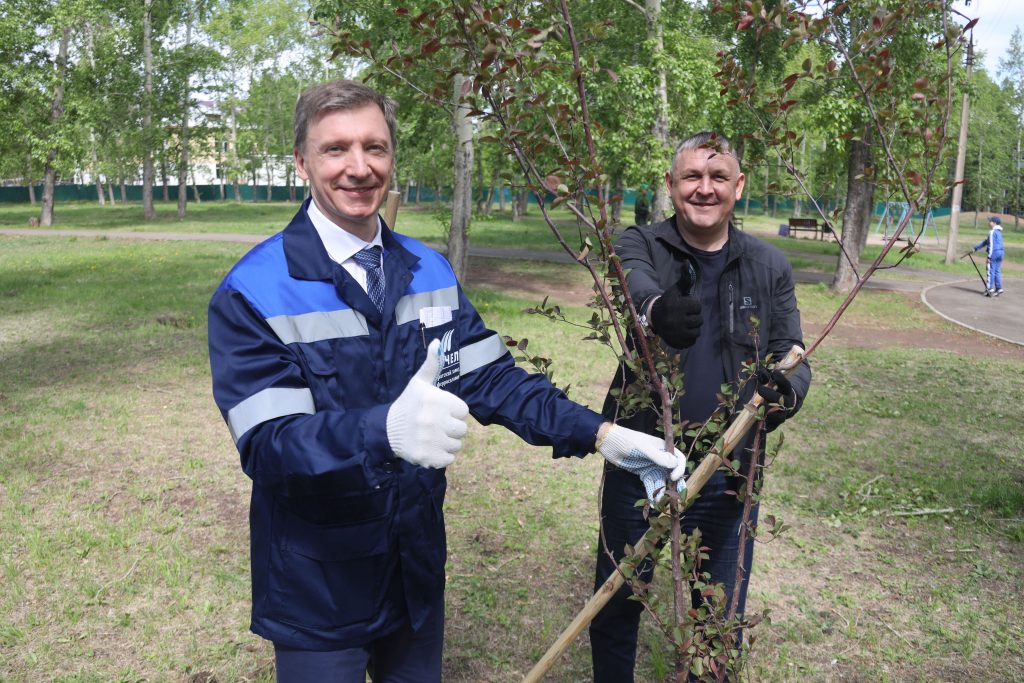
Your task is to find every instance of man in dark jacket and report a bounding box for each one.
[207,79,686,682]
[590,132,812,681]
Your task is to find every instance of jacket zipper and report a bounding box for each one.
[728,281,735,335]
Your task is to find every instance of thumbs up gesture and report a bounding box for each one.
[386,339,470,468]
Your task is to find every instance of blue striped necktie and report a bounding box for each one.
[352,246,385,312]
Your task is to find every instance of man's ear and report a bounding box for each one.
[734,171,746,200]
[294,148,309,181]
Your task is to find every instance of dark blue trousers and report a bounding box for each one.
[274,605,444,683]
[589,465,757,683]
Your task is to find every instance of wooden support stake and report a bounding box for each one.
[522,345,806,682]
[384,190,401,229]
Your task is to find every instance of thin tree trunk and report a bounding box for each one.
[159,150,169,201]
[83,24,106,208]
[26,157,36,205]
[107,182,115,205]
[611,177,624,225]
[92,148,105,206]
[474,152,486,214]
[40,27,71,227]
[485,164,499,215]
[448,73,474,281]
[511,186,521,221]
[771,155,781,218]
[763,161,770,216]
[231,103,242,203]
[142,0,155,219]
[646,0,671,223]
[120,179,128,203]
[794,137,807,218]
[177,12,193,218]
[832,128,876,293]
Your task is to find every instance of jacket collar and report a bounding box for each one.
[651,215,746,263]
[283,197,420,281]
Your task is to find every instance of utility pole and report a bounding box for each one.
[945,36,973,264]
[1016,130,1021,230]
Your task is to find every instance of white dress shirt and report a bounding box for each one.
[306,199,385,294]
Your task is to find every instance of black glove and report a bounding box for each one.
[649,270,702,349]
[755,368,801,432]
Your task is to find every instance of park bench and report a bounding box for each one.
[786,216,832,240]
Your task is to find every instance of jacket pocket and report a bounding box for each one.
[295,341,340,410]
[270,490,394,629]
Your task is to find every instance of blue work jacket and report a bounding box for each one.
[207,201,603,650]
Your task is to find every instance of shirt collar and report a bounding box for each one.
[306,197,384,264]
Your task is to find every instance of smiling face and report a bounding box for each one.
[665,147,745,249]
[294,104,394,241]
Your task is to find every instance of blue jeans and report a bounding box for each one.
[589,465,757,683]
[274,606,444,683]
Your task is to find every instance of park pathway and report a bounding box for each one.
[2,227,1021,346]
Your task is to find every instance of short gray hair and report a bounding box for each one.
[293,80,398,154]
[670,132,741,177]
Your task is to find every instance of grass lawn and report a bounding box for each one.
[0,222,1022,681]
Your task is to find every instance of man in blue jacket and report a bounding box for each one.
[973,216,1005,296]
[590,132,812,681]
[207,79,685,682]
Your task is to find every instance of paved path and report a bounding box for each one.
[921,280,1023,346]
[3,227,1021,346]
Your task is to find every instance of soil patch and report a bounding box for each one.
[466,259,595,307]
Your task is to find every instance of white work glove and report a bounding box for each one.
[598,424,687,503]
[386,339,469,468]
[636,463,687,504]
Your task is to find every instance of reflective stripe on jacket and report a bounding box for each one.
[208,201,603,650]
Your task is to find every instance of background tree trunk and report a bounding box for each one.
[40,27,71,228]
[611,177,624,225]
[447,74,473,281]
[176,13,193,219]
[646,0,671,223]
[142,0,155,220]
[474,152,486,214]
[511,186,521,221]
[84,24,105,207]
[832,129,876,293]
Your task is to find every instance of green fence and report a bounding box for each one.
[0,184,955,219]
[0,184,302,204]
